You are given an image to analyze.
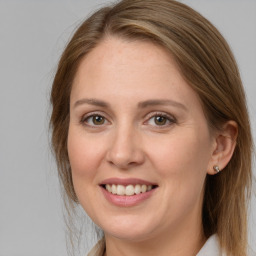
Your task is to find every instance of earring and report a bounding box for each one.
[213,165,220,173]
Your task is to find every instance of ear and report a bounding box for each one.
[207,120,238,175]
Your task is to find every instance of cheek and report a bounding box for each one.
[145,129,211,205]
[67,128,106,214]
[147,132,211,176]
[67,128,104,181]
[147,136,209,221]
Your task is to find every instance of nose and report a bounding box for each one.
[106,125,145,170]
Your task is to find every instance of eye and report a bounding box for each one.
[81,114,108,126]
[153,116,168,125]
[146,113,175,127]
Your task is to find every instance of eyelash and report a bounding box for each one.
[80,112,109,127]
[80,112,176,128]
[144,112,176,127]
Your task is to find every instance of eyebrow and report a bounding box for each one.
[73,98,187,111]
[137,99,187,111]
[73,98,110,108]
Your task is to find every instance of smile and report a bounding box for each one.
[100,178,158,206]
[104,184,155,196]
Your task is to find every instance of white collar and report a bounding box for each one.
[197,234,225,256]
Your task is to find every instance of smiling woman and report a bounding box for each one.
[50,1,253,256]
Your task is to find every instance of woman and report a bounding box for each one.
[50,0,253,255]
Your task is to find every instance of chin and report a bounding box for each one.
[105,228,153,242]
[98,215,157,241]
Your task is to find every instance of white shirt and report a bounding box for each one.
[197,234,225,256]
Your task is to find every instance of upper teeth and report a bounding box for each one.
[105,184,153,196]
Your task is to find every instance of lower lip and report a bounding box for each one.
[100,186,156,207]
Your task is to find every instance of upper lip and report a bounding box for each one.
[100,177,157,186]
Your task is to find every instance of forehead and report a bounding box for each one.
[74,37,179,80]
[74,38,179,89]
[71,37,202,111]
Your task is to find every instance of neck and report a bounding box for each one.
[104,222,206,256]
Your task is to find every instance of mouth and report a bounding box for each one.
[101,184,158,196]
[99,178,158,207]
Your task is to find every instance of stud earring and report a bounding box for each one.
[213,165,220,173]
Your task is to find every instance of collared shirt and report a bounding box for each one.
[87,234,226,256]
[197,235,225,256]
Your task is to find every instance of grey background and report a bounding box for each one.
[0,0,255,255]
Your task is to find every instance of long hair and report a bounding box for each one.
[50,1,253,255]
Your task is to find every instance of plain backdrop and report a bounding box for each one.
[0,1,255,256]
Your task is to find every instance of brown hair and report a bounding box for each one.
[50,0,253,255]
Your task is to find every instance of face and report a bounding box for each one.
[68,37,216,242]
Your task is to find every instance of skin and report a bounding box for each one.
[68,37,237,256]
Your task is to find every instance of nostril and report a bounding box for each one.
[107,159,140,170]
[106,138,145,169]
